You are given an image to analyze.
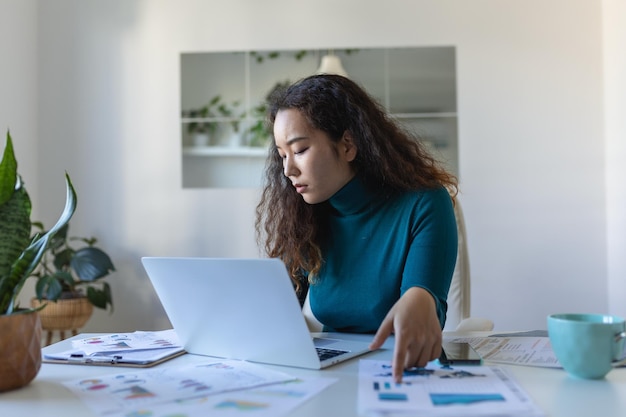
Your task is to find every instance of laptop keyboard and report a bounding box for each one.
[316,347,348,361]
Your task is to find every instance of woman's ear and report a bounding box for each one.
[340,131,358,162]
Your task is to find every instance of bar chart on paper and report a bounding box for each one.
[358,360,545,416]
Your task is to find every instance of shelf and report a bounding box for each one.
[181,47,458,188]
[393,112,457,119]
[183,146,269,158]
[181,116,247,124]
[181,113,456,124]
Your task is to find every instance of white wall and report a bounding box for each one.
[604,0,626,320]
[4,0,618,332]
[0,0,38,205]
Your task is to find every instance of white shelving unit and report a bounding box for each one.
[182,146,269,158]
[181,47,458,188]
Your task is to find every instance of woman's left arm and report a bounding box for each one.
[369,188,458,382]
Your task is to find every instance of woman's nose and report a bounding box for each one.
[283,156,298,177]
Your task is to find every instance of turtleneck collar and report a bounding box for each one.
[327,176,378,215]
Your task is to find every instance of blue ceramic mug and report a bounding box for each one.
[547,313,626,379]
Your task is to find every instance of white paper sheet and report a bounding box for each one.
[453,336,560,368]
[87,377,337,417]
[358,360,545,417]
[70,329,181,355]
[62,358,301,416]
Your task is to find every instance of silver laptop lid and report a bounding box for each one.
[142,257,322,369]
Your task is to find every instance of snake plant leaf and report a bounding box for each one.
[48,223,70,252]
[0,131,18,206]
[0,132,32,314]
[0,183,31,283]
[0,185,32,314]
[0,173,77,314]
[0,132,31,281]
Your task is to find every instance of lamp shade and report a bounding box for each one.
[316,54,348,77]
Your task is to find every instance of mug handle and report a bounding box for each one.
[611,331,626,367]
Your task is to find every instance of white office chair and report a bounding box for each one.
[443,199,494,332]
[302,199,494,333]
[303,288,323,332]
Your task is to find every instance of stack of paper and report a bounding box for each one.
[43,329,185,366]
[62,358,336,417]
[454,336,560,368]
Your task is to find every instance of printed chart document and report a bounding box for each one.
[71,330,181,354]
[43,329,185,367]
[358,360,544,417]
[451,336,560,368]
[455,332,626,369]
[62,358,335,417]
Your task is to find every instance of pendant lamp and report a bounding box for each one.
[316,51,348,77]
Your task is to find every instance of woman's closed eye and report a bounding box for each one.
[277,146,308,160]
[294,147,309,155]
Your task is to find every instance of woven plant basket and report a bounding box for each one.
[31,297,94,331]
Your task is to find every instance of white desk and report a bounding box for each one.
[2,332,626,416]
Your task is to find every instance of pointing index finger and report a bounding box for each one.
[392,334,407,383]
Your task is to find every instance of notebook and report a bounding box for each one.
[141,257,373,369]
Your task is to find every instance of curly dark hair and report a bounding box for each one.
[255,74,457,294]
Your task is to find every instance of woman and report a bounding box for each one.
[255,74,458,382]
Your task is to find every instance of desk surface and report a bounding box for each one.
[2,332,626,416]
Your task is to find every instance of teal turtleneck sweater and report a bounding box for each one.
[309,177,457,333]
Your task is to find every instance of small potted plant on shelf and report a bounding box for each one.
[182,95,241,147]
[0,131,77,392]
[247,81,290,148]
[30,222,115,343]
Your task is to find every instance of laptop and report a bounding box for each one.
[141,257,373,369]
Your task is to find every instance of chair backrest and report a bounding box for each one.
[303,287,323,332]
[442,199,471,331]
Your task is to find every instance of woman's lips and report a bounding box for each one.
[294,184,307,193]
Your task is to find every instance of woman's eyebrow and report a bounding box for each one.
[276,136,308,152]
[285,136,307,146]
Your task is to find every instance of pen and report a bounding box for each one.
[68,354,123,364]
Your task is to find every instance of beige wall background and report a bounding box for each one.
[2,0,625,332]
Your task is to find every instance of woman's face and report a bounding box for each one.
[274,109,356,204]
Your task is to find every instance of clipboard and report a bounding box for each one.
[42,331,186,368]
[43,346,186,368]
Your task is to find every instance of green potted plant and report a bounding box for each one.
[29,221,115,345]
[247,81,290,147]
[0,131,77,391]
[31,222,114,310]
[182,95,241,146]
